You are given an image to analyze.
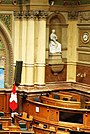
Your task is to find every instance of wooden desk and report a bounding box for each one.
[24,99,90,133]
[0,130,34,134]
[14,114,33,130]
[85,101,90,108]
[41,96,80,109]
[53,93,72,101]
[0,117,11,129]
[33,125,56,134]
[58,91,81,102]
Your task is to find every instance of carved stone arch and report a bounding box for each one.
[45,12,66,81]
[47,12,66,25]
[46,12,66,56]
[0,21,13,87]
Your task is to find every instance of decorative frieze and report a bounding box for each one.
[14,11,26,19]
[0,13,12,33]
[79,12,90,23]
[14,10,48,20]
[14,11,35,20]
[30,10,48,20]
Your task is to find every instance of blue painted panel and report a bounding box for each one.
[0,68,4,88]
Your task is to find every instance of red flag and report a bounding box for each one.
[9,84,18,111]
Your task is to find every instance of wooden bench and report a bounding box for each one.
[14,114,33,130]
[41,96,80,109]
[52,93,72,101]
[0,117,11,130]
[58,91,81,102]
[85,101,90,109]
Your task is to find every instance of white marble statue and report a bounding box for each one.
[49,29,61,53]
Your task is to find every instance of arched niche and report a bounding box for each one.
[0,21,13,87]
[46,13,67,60]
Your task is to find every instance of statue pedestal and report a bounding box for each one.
[49,53,62,65]
[48,53,64,75]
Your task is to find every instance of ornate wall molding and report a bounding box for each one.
[14,10,48,20]
[79,11,90,23]
[68,10,78,20]
[0,13,12,35]
[0,21,13,86]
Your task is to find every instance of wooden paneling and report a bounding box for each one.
[45,64,67,82]
[23,99,90,133]
[58,91,81,102]
[41,96,81,109]
[0,94,5,111]
[76,65,90,84]
[14,114,33,130]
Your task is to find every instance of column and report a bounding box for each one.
[13,12,21,82]
[34,17,39,85]
[35,11,47,85]
[46,25,49,62]
[14,12,20,63]
[20,12,27,85]
[25,12,35,86]
[67,20,78,82]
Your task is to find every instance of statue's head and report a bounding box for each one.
[52,29,55,33]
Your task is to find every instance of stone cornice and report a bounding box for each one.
[0,4,90,12]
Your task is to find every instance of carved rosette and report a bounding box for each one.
[79,12,90,23]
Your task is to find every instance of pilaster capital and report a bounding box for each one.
[33,10,48,20]
[26,11,36,20]
[14,11,29,20]
[14,10,48,20]
[68,10,78,20]
[14,11,23,20]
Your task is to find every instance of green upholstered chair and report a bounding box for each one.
[0,123,2,130]
[19,122,27,131]
[0,112,4,117]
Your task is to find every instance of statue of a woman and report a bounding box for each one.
[49,29,61,53]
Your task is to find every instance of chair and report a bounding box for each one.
[70,98,77,101]
[63,98,68,101]
[53,94,60,100]
[29,115,33,120]
[56,130,70,134]
[19,122,27,130]
[33,97,41,102]
[43,124,47,128]
[0,123,2,130]
[0,112,4,117]
[49,126,55,131]
[22,112,27,118]
[38,123,43,128]
[87,106,90,109]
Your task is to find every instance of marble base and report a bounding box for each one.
[48,52,64,74]
[48,52,62,65]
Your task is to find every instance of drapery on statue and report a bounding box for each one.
[49,29,61,53]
